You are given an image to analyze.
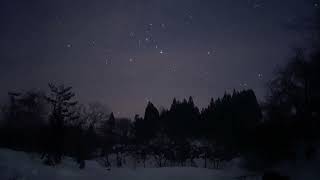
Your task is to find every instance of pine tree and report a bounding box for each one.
[143,102,160,139]
[43,83,78,165]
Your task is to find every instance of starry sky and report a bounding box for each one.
[0,0,316,117]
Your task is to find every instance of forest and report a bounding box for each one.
[1,2,320,179]
[0,49,319,171]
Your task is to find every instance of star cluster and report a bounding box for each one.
[0,0,314,117]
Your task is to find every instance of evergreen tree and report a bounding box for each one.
[43,83,78,165]
[143,102,160,139]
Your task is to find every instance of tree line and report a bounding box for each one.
[0,72,319,170]
[1,8,320,171]
[0,84,261,168]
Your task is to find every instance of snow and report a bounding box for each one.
[2,148,320,180]
[0,148,249,180]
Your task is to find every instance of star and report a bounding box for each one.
[129,58,134,62]
[253,4,261,8]
[207,50,215,56]
[248,0,263,9]
[66,44,72,48]
[160,23,166,29]
[106,58,111,65]
[184,13,193,24]
[146,23,153,31]
[170,65,176,72]
[129,32,135,38]
[240,83,248,87]
[160,50,164,54]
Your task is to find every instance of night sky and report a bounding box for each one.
[0,0,316,117]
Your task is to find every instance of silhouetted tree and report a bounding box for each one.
[0,91,47,152]
[100,112,116,168]
[131,114,149,167]
[143,102,160,138]
[43,83,78,165]
[262,49,320,161]
[201,90,261,158]
[165,97,200,139]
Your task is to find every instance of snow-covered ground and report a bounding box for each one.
[1,148,320,180]
[0,148,251,180]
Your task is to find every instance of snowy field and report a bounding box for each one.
[0,148,252,180]
[1,148,320,180]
